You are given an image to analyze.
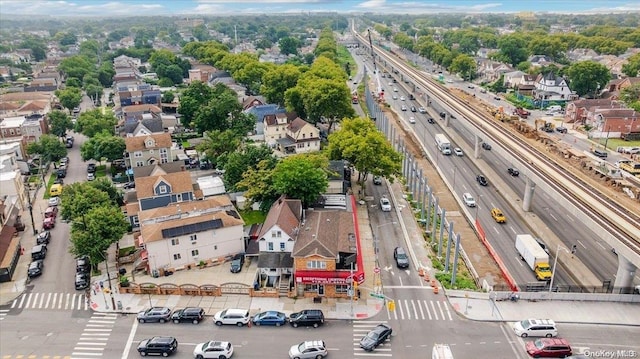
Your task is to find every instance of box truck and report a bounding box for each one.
[435,134,452,155]
[515,234,552,281]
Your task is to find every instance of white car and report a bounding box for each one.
[400,96,406,101]
[392,94,398,100]
[213,308,250,326]
[87,173,96,181]
[418,107,426,113]
[48,197,61,206]
[388,82,393,86]
[409,117,416,124]
[401,105,407,111]
[393,88,398,92]
[454,148,464,156]
[289,340,328,359]
[193,341,234,359]
[462,193,476,207]
[446,79,454,83]
[380,197,392,212]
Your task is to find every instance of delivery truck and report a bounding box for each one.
[515,234,552,281]
[435,134,452,155]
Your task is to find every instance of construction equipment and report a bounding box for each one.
[514,107,531,119]
[535,119,555,133]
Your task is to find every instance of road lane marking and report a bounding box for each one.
[424,300,432,320]
[417,299,425,319]
[411,300,418,319]
[121,315,139,359]
[45,293,52,309]
[431,300,439,320]
[403,300,410,320]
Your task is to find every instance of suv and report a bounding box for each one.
[462,193,476,207]
[36,231,51,245]
[137,336,178,357]
[75,273,90,290]
[193,341,233,359]
[393,247,409,268]
[230,253,244,273]
[76,256,91,273]
[87,163,96,173]
[28,260,44,278]
[526,338,572,357]
[289,309,325,328]
[213,308,250,326]
[31,244,47,260]
[289,340,328,359]
[507,168,520,177]
[171,307,205,324]
[476,175,488,186]
[513,319,558,338]
[137,307,172,323]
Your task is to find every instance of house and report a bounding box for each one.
[533,73,577,103]
[0,197,23,283]
[291,201,364,299]
[187,64,217,84]
[0,115,47,143]
[125,132,174,168]
[124,164,198,231]
[275,117,321,155]
[0,92,54,120]
[584,108,640,138]
[502,71,526,89]
[528,55,554,67]
[516,74,537,95]
[602,77,640,100]
[264,112,295,146]
[246,104,285,136]
[255,196,302,293]
[477,60,514,82]
[564,99,624,124]
[138,195,244,274]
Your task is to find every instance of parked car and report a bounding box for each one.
[31,244,47,260]
[87,173,96,181]
[555,126,568,134]
[508,168,520,176]
[491,208,506,223]
[43,217,55,230]
[380,197,392,212]
[36,231,51,245]
[137,307,172,323]
[137,336,178,357]
[60,156,69,165]
[76,256,91,273]
[373,176,382,185]
[393,247,409,268]
[525,338,572,358]
[289,309,325,328]
[513,319,558,338]
[87,163,96,173]
[27,260,44,278]
[49,184,63,197]
[288,340,327,359]
[171,307,205,324]
[230,253,244,273]
[454,148,463,156]
[482,142,492,150]
[44,206,58,219]
[193,341,233,359]
[213,308,250,326]
[462,193,476,207]
[48,197,60,206]
[56,168,66,178]
[53,178,64,185]
[252,310,287,326]
[359,323,393,351]
[476,175,488,186]
[75,273,90,290]
[623,147,640,154]
[123,181,136,189]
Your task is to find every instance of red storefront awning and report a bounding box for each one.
[296,269,364,285]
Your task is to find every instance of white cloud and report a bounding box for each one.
[0,0,168,15]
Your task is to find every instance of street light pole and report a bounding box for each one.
[549,244,569,293]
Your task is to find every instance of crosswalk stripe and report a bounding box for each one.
[9,293,90,311]
[382,299,454,321]
[430,300,439,320]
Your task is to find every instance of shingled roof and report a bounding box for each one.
[257,196,302,239]
[292,209,354,259]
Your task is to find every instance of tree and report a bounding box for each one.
[271,154,328,208]
[299,77,354,133]
[496,34,529,67]
[527,36,567,61]
[222,144,275,192]
[566,61,611,97]
[75,109,118,138]
[26,134,67,163]
[279,37,301,55]
[69,205,129,270]
[236,158,280,212]
[48,110,73,138]
[261,64,302,106]
[80,131,126,163]
[60,183,112,223]
[58,55,94,83]
[161,91,175,104]
[449,54,477,80]
[55,87,83,114]
[620,83,640,111]
[196,129,242,168]
[622,53,640,77]
[327,118,402,185]
[178,81,213,126]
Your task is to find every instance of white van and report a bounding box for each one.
[512,318,557,338]
[432,344,454,359]
[546,105,562,114]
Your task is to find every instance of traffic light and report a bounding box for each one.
[387,300,395,311]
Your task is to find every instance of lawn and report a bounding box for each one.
[594,137,640,151]
[336,45,356,77]
[240,210,266,225]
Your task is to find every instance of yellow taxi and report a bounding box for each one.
[49,184,63,197]
[491,208,506,223]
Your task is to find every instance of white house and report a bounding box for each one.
[533,73,577,102]
[503,70,526,88]
[256,196,302,287]
[276,117,321,155]
[138,195,245,272]
[263,112,291,147]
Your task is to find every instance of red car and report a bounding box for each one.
[43,217,55,230]
[526,338,572,358]
[44,206,58,219]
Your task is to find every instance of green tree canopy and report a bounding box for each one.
[271,153,329,208]
[236,158,280,212]
[26,134,67,163]
[566,61,611,97]
[327,117,402,184]
[261,64,302,106]
[620,83,640,111]
[55,87,83,114]
[48,110,73,138]
[75,109,118,138]
[279,37,302,55]
[60,183,112,223]
[622,53,640,78]
[222,144,275,192]
[196,129,242,169]
[495,34,529,66]
[449,54,477,80]
[80,131,126,163]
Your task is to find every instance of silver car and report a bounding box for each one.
[289,340,327,359]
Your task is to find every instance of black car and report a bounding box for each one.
[427,118,435,124]
[508,168,520,177]
[556,126,568,134]
[137,307,172,323]
[481,142,492,150]
[87,163,96,173]
[476,175,488,186]
[31,244,47,260]
[76,256,91,273]
[36,231,51,245]
[28,260,44,278]
[289,309,325,328]
[53,178,64,185]
[75,273,90,290]
[123,181,136,189]
[439,112,446,118]
[393,247,409,269]
[137,336,178,357]
[56,168,66,178]
[359,323,393,351]
[171,307,205,324]
[230,253,245,273]
[410,106,417,112]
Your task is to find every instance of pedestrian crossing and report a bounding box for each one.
[353,321,393,357]
[386,299,453,321]
[0,308,8,320]
[11,292,90,311]
[71,312,117,359]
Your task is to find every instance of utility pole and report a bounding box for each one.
[367,29,376,73]
[350,262,354,318]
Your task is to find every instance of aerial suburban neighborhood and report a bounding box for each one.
[0,2,639,359]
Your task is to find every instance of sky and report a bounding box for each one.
[0,0,639,17]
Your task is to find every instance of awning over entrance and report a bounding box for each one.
[295,269,364,285]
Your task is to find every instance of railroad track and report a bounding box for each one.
[353,31,640,257]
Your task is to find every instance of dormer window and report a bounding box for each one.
[159,185,168,194]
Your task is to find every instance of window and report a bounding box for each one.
[134,151,143,158]
[171,238,179,246]
[173,253,181,260]
[280,242,285,251]
[336,285,349,294]
[214,245,218,250]
[304,284,318,292]
[132,216,139,226]
[191,249,199,256]
[176,194,183,202]
[268,242,274,251]
[190,234,197,242]
[148,149,154,154]
[277,230,282,237]
[158,185,168,194]
[135,161,144,167]
[307,261,326,269]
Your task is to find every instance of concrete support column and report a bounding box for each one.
[523,178,536,212]
[444,114,450,128]
[425,95,430,107]
[614,255,637,289]
[474,135,482,159]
